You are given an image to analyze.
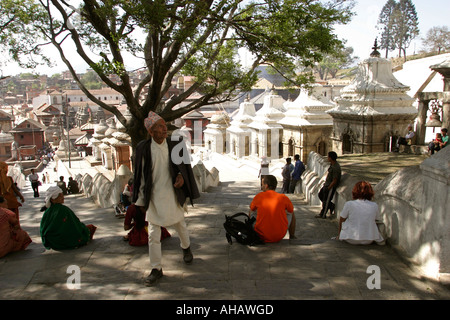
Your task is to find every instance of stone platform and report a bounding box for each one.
[1,155,450,302]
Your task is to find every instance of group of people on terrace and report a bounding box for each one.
[256,151,384,246]
[396,124,448,155]
[0,161,91,258]
[428,128,448,155]
[7,114,449,286]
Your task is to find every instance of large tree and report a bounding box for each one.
[391,0,419,60]
[2,0,354,148]
[314,43,357,80]
[0,0,50,79]
[377,0,397,58]
[421,26,450,54]
[377,0,419,61]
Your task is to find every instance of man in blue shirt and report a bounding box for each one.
[289,154,305,194]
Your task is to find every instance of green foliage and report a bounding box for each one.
[80,70,103,90]
[377,0,397,58]
[1,0,355,146]
[0,0,54,70]
[314,42,358,80]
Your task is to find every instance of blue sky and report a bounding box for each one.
[335,0,450,61]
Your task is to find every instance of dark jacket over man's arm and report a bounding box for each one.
[132,136,200,210]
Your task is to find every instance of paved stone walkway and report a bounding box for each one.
[1,156,450,300]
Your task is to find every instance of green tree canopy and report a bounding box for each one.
[314,42,357,80]
[391,0,419,60]
[2,0,355,148]
[80,70,103,89]
[0,0,51,71]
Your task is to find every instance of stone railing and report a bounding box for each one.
[375,146,450,281]
[57,159,220,210]
[302,151,360,215]
[302,148,450,282]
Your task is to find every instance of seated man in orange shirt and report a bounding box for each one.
[249,175,296,243]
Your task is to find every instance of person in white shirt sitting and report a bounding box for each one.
[337,181,384,245]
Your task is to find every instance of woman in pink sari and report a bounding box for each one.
[0,196,32,258]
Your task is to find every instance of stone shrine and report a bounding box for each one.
[279,88,335,163]
[203,112,230,154]
[225,97,255,158]
[248,89,285,159]
[327,42,417,155]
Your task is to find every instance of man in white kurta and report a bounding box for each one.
[133,111,197,287]
[135,138,190,271]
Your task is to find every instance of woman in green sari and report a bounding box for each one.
[40,186,96,250]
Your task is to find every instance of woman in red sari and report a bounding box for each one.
[0,162,25,223]
[0,196,32,258]
[124,204,170,246]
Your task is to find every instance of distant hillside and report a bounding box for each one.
[325,51,450,81]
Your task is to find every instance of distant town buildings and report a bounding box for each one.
[0,51,448,167]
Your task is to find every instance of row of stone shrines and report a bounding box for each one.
[204,50,417,164]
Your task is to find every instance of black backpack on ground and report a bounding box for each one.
[223,212,264,246]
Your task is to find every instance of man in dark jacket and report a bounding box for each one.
[316,151,341,219]
[132,111,200,286]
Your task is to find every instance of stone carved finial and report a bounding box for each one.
[370,38,381,58]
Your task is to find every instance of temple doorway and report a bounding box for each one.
[343,133,352,154]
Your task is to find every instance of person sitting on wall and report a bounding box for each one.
[396,124,415,150]
[316,151,341,219]
[440,128,448,149]
[428,132,443,155]
[56,176,68,195]
[67,177,79,194]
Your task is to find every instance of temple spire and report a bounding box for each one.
[370,38,381,58]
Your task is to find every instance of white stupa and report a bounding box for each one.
[248,88,286,159]
[327,40,417,154]
[280,88,335,127]
[226,97,256,157]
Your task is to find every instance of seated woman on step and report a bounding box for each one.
[0,196,32,258]
[337,181,384,245]
[40,186,96,250]
[123,203,171,246]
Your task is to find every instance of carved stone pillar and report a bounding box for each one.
[443,92,450,129]
[416,95,430,145]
